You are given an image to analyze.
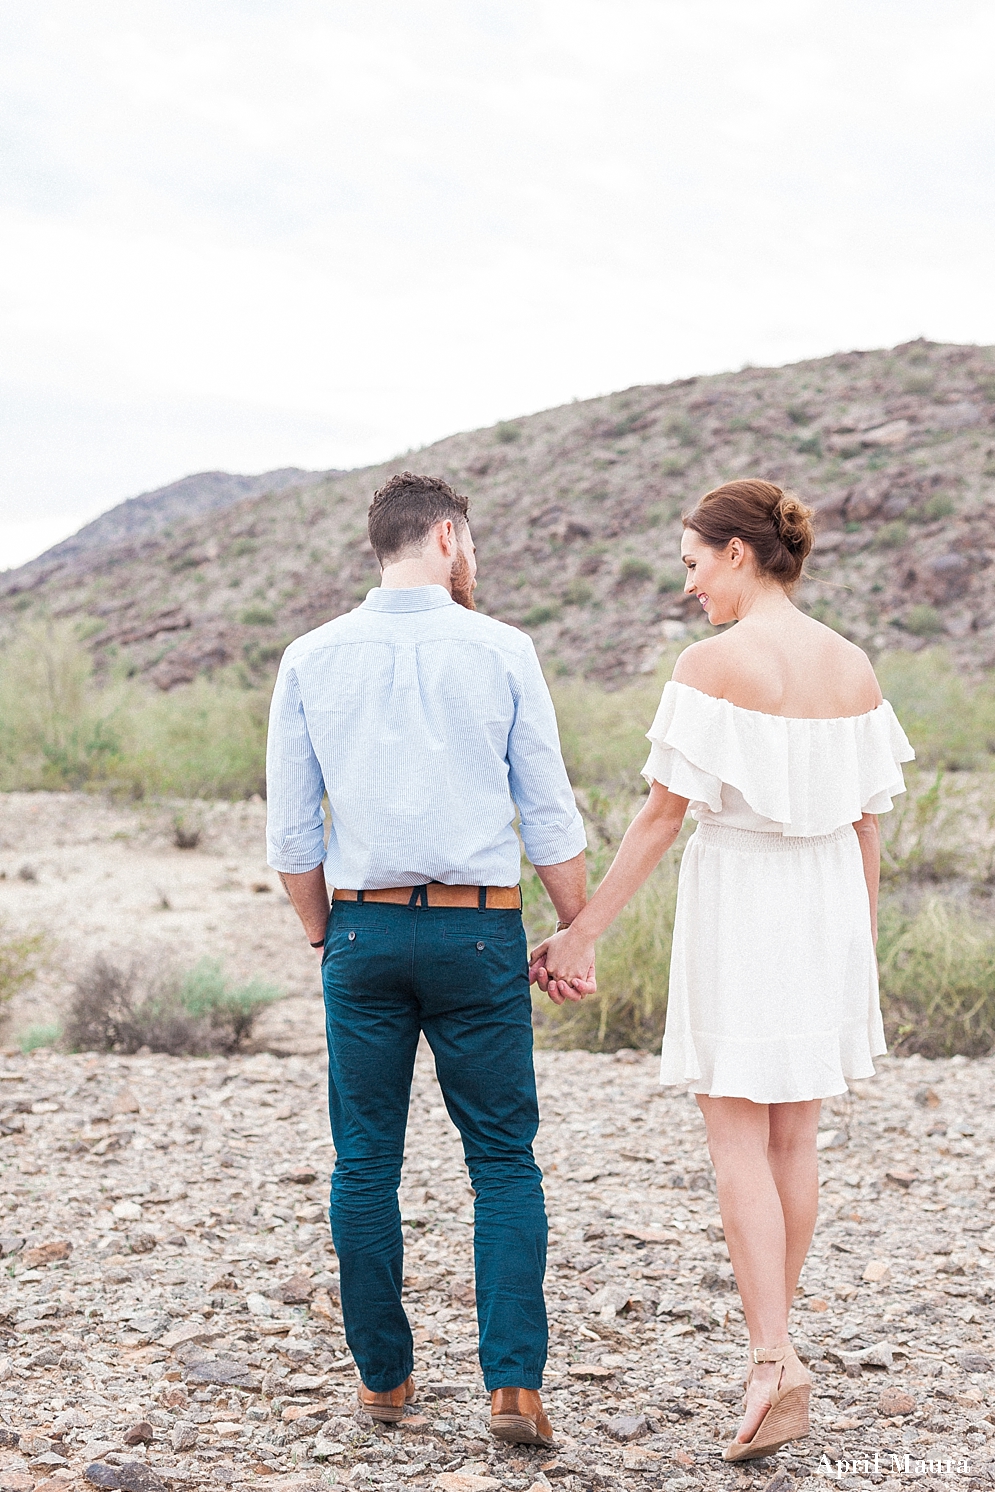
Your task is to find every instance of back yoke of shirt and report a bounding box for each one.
[265,585,586,891]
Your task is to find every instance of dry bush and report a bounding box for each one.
[172,818,202,849]
[63,955,280,1056]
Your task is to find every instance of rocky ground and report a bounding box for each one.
[2,1043,994,1492]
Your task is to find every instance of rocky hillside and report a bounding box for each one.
[2,338,994,689]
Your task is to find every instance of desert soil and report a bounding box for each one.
[0,793,325,1057]
[2,794,995,1492]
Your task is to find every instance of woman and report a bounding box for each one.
[532,480,914,1461]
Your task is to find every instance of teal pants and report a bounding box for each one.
[321,898,548,1393]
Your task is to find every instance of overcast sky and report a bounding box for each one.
[2,0,993,569]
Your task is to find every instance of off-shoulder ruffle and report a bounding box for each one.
[641,680,915,837]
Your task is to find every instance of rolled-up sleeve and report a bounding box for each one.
[507,643,587,867]
[265,656,327,874]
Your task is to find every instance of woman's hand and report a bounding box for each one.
[529,782,689,1006]
[529,929,597,1005]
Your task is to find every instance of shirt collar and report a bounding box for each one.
[361,584,456,614]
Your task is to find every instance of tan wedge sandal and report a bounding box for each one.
[722,1342,811,1462]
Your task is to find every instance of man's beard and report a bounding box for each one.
[451,549,477,610]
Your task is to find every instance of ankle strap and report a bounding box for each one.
[752,1343,791,1364]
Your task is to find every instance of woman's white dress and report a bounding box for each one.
[642,680,915,1103]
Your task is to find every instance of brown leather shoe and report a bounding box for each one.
[358,1374,416,1423]
[490,1387,554,1447]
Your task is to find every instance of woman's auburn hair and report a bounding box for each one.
[682,479,815,586]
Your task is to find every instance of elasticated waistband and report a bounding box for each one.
[693,822,855,852]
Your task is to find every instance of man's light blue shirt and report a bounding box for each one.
[265,585,586,889]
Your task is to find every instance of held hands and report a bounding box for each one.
[528,927,597,1005]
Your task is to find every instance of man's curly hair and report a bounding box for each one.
[367,472,470,564]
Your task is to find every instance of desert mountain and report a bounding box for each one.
[23,467,316,569]
[2,338,994,690]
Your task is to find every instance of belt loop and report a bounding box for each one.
[408,885,428,909]
[478,885,487,911]
[356,889,364,904]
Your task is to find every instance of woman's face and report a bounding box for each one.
[680,528,746,626]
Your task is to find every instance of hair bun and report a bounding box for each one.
[683,479,813,586]
[772,492,814,555]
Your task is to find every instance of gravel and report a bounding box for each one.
[1,1044,994,1492]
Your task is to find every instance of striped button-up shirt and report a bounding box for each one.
[265,585,586,889]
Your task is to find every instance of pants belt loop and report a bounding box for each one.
[408,885,428,909]
[478,885,488,911]
[356,889,365,904]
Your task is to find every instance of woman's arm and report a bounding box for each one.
[532,780,689,1000]
[853,812,880,943]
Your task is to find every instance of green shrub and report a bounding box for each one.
[923,494,956,520]
[604,412,648,440]
[177,959,282,1044]
[875,521,909,549]
[114,679,268,799]
[664,415,697,448]
[878,897,995,1057]
[618,558,654,584]
[0,626,269,798]
[63,955,281,1056]
[17,1023,62,1053]
[522,604,561,627]
[243,639,287,669]
[902,605,943,638]
[494,421,521,444]
[239,606,276,626]
[562,580,593,607]
[0,920,42,1018]
[0,622,124,789]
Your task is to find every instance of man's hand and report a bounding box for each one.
[529,929,597,1005]
[277,866,330,949]
[529,850,592,1000]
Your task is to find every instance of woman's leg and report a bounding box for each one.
[767,1099,822,1314]
[696,1095,819,1442]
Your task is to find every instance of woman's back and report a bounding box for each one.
[672,608,881,721]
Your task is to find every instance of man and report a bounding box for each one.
[265,472,590,1446]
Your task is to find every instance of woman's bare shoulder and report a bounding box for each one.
[672,620,883,716]
[671,636,736,696]
[812,623,883,709]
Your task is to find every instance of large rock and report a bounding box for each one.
[22,1239,71,1267]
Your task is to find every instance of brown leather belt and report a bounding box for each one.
[333,883,522,910]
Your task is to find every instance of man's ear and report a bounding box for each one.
[436,519,457,558]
